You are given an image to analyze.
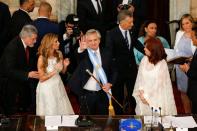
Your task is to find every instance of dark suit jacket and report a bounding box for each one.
[187,52,197,102]
[31,18,59,70]
[0,2,11,55]
[106,26,144,78]
[0,37,30,94]
[32,18,59,49]
[68,48,117,96]
[77,0,108,34]
[9,9,32,39]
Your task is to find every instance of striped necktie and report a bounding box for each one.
[125,31,129,49]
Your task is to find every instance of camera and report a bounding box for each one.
[118,4,132,10]
[72,17,81,37]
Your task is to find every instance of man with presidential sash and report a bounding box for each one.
[68,29,117,115]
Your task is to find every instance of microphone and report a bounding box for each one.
[158,107,164,131]
[159,107,162,123]
[150,107,154,131]
[86,69,123,108]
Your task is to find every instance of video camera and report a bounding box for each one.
[72,17,81,37]
[118,4,132,10]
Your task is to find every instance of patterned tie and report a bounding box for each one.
[25,47,29,64]
[95,0,101,15]
[125,31,129,49]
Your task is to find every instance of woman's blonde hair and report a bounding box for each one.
[180,14,194,30]
[38,33,61,73]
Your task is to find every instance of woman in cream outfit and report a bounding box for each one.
[174,14,196,113]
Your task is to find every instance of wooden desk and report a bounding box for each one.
[1,115,197,131]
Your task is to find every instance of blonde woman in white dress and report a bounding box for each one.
[132,38,177,115]
[36,33,74,115]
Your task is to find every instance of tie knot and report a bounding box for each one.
[94,51,98,56]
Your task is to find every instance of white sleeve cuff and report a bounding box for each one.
[77,47,84,53]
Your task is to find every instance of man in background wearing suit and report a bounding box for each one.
[9,0,35,40]
[106,0,147,36]
[0,1,11,57]
[180,27,197,114]
[106,10,144,115]
[59,14,81,85]
[0,1,11,113]
[32,1,58,51]
[0,25,39,115]
[68,29,117,115]
[77,0,108,46]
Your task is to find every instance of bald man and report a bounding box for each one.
[32,1,59,49]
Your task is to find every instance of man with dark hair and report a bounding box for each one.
[9,0,35,40]
[106,10,144,115]
[59,14,82,84]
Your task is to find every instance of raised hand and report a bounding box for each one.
[79,35,88,51]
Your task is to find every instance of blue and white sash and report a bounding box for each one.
[87,48,112,99]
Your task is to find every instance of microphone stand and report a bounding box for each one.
[158,107,164,131]
[86,69,123,108]
[75,95,93,126]
[150,107,154,131]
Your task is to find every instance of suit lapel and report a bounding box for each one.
[117,27,130,51]
[18,38,28,65]
[88,0,99,16]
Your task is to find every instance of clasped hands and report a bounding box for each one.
[54,58,70,73]
[138,90,149,105]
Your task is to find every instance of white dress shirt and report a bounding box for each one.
[119,25,131,49]
[91,0,102,14]
[83,48,102,91]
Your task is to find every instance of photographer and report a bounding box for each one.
[59,14,82,84]
[117,3,134,13]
